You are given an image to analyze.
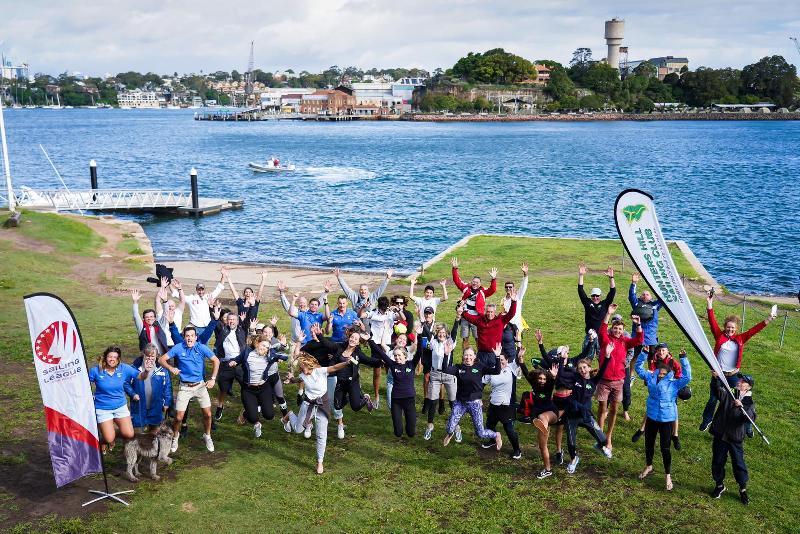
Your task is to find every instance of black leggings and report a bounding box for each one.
[485,403,520,453]
[427,399,454,423]
[391,396,417,437]
[566,414,607,459]
[242,382,275,424]
[334,378,369,412]
[644,417,673,474]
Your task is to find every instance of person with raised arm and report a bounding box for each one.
[333,329,379,421]
[481,347,524,460]
[422,319,460,441]
[500,262,529,361]
[635,345,692,491]
[371,329,423,438]
[300,323,346,438]
[597,303,643,452]
[183,267,227,340]
[440,343,503,450]
[451,257,498,351]
[328,294,359,343]
[211,310,248,422]
[359,295,396,408]
[577,263,616,357]
[125,343,173,435]
[409,276,448,320]
[160,324,220,454]
[287,280,332,342]
[281,337,351,474]
[155,277,186,348]
[699,291,774,432]
[132,289,168,355]
[458,289,517,368]
[89,346,150,452]
[631,344,685,449]
[225,270,267,332]
[517,347,559,477]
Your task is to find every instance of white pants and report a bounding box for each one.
[289,401,329,462]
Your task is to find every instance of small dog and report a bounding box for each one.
[123,421,174,482]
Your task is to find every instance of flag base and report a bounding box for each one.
[82,488,134,507]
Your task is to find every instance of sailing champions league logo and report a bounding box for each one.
[35,320,83,382]
[622,204,647,224]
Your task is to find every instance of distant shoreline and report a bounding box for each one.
[405,112,800,122]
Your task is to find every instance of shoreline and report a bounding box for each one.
[405,111,800,122]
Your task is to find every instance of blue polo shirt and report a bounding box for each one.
[89,363,139,410]
[329,308,358,342]
[297,310,325,341]
[166,342,215,382]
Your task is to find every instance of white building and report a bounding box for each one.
[1,58,30,81]
[118,89,160,108]
[350,82,417,115]
[260,87,315,111]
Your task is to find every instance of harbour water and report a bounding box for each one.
[4,108,798,296]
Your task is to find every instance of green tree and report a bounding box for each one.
[231,70,242,82]
[680,68,731,106]
[545,66,575,101]
[559,95,579,110]
[568,47,593,85]
[450,48,536,85]
[579,94,604,110]
[740,55,798,107]
[633,96,654,112]
[583,63,621,96]
[633,61,657,78]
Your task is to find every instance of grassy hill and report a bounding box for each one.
[1,213,797,533]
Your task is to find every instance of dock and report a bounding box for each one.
[194,109,363,122]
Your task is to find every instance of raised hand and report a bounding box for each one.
[632,272,640,284]
[278,334,287,346]
[631,314,641,325]
[489,267,498,279]
[605,341,615,357]
[534,328,543,344]
[414,322,423,334]
[171,278,182,291]
[439,278,447,287]
[578,263,587,276]
[606,266,614,278]
[323,278,333,293]
[131,289,141,303]
[166,307,176,323]
[608,303,619,314]
[450,257,458,268]
[549,363,559,378]
[220,266,229,279]
[260,271,268,281]
[521,262,528,275]
[517,346,526,363]
[444,338,455,354]
[270,315,278,326]
[333,267,341,277]
[410,276,417,285]
[510,289,518,301]
[385,269,394,279]
[212,305,221,320]
[239,312,247,323]
[493,343,502,357]
[157,285,168,302]
[276,280,286,293]
[160,276,170,288]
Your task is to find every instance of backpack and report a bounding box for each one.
[517,391,534,418]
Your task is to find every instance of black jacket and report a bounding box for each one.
[710,378,755,443]
[578,284,616,333]
[214,323,248,360]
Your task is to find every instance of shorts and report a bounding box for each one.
[460,318,478,339]
[595,379,624,403]
[427,369,457,401]
[175,382,212,411]
[96,404,130,423]
[553,394,571,412]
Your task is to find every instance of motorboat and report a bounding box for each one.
[248,157,296,172]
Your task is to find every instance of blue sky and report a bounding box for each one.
[3,0,800,76]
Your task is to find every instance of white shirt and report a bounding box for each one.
[246,351,270,385]
[366,309,395,345]
[412,296,442,317]
[429,338,449,371]
[222,330,240,360]
[302,367,329,400]
[483,363,521,406]
[717,339,739,372]
[502,276,528,329]
[185,282,224,327]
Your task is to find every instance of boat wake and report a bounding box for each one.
[301,166,378,183]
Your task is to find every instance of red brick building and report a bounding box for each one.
[300,90,356,115]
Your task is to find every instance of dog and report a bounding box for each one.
[122,421,174,482]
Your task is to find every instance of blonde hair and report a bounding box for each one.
[463,347,476,359]
[724,315,740,329]
[251,333,272,355]
[141,343,159,359]
[393,347,406,360]
[296,352,321,372]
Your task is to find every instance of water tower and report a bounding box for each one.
[605,18,625,70]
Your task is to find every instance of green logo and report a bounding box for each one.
[622,204,647,223]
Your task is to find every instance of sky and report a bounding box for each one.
[3,0,800,76]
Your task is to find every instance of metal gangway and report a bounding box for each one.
[15,188,194,211]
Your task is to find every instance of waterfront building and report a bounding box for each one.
[1,58,31,81]
[300,89,355,115]
[260,88,315,111]
[532,64,551,86]
[350,82,415,115]
[648,56,689,80]
[118,89,161,108]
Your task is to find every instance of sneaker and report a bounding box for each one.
[364,394,374,413]
[304,424,312,439]
[672,435,682,451]
[203,433,215,452]
[283,417,292,433]
[699,420,711,432]
[214,406,224,421]
[337,423,345,440]
[374,396,380,410]
[601,446,613,459]
[554,451,564,465]
[518,416,532,425]
[536,469,553,480]
[254,422,262,438]
[739,488,749,505]
[424,426,433,441]
[481,440,494,449]
[632,429,644,443]
[711,485,726,499]
[567,456,580,474]
[454,425,463,443]
[180,424,188,439]
[170,436,179,453]
[511,450,522,460]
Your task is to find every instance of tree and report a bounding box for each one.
[579,94,605,110]
[583,63,621,97]
[450,48,536,85]
[545,66,575,101]
[741,55,798,107]
[633,61,657,79]
[560,95,579,110]
[568,48,593,85]
[679,67,731,106]
[231,70,241,82]
[633,96,654,112]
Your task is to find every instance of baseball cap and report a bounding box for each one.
[590,288,602,296]
[655,342,669,351]
[611,314,623,322]
[423,306,435,314]
[196,282,205,289]
[738,374,754,387]
[255,323,266,331]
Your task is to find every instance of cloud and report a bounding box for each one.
[2,0,798,76]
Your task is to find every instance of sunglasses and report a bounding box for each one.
[504,285,514,289]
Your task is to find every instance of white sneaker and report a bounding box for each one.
[602,446,613,459]
[170,436,179,453]
[203,433,215,452]
[424,426,433,441]
[304,424,313,438]
[283,417,292,433]
[374,396,380,410]
[254,422,262,438]
[567,456,580,474]
[454,425,463,443]
[337,423,345,439]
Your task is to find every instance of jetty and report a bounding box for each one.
[194,108,362,121]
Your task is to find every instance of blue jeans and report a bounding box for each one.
[581,332,599,360]
[701,374,740,427]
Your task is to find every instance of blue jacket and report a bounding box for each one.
[628,284,663,346]
[124,362,173,428]
[635,353,691,422]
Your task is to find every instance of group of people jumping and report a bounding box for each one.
[88,259,775,501]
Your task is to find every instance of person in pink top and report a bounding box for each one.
[597,303,643,450]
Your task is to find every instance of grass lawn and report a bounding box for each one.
[1,217,797,533]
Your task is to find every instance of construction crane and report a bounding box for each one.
[244,41,255,101]
[791,37,800,57]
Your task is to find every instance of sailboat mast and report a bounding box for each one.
[0,95,15,212]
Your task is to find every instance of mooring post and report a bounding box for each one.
[89,159,98,201]
[190,168,199,210]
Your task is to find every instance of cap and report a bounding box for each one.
[196,283,205,289]
[423,306,435,314]
[590,288,602,296]
[255,323,266,331]
[655,342,669,351]
[738,374,754,387]
[611,314,623,322]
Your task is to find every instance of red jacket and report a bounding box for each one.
[708,308,767,370]
[649,353,682,378]
[462,301,516,352]
[452,267,497,315]
[599,322,644,381]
